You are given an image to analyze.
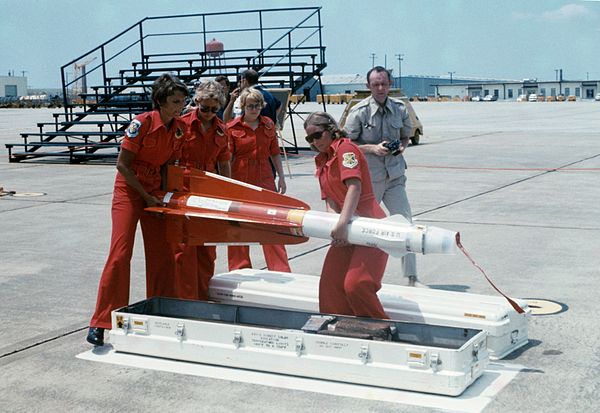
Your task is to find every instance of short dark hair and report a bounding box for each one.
[241,69,260,86]
[366,66,392,84]
[214,75,230,87]
[151,73,188,109]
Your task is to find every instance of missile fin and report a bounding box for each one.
[383,214,411,224]
[188,171,310,210]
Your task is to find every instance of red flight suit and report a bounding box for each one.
[174,110,231,300]
[226,115,290,272]
[315,138,388,319]
[89,110,186,329]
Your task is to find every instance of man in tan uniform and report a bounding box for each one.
[345,66,422,287]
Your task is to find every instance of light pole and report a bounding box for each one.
[370,53,376,68]
[395,53,404,90]
[448,71,455,84]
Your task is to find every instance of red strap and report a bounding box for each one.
[455,233,525,314]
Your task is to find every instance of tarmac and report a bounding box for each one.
[1,101,599,412]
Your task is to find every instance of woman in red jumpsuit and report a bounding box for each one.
[87,74,188,346]
[175,80,231,300]
[226,88,290,272]
[303,112,388,319]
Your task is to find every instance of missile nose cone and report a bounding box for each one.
[424,227,458,255]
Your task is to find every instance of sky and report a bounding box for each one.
[1,0,599,88]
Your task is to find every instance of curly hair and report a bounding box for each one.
[194,80,226,107]
[151,73,188,109]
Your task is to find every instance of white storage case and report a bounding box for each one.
[209,269,530,360]
[110,297,488,396]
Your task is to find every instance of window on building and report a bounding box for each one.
[508,89,513,98]
[5,85,17,97]
[565,87,570,95]
[484,89,489,96]
[551,88,556,96]
[575,87,580,97]
[540,88,546,96]
[493,89,499,96]
[518,88,522,95]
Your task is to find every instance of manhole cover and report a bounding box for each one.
[523,299,567,316]
[11,192,47,197]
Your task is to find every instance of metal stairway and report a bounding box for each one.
[6,7,326,163]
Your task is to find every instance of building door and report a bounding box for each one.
[586,88,595,99]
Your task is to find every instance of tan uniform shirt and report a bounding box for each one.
[345,96,413,182]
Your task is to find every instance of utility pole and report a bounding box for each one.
[370,53,376,68]
[448,71,455,84]
[384,54,387,70]
[555,69,559,81]
[395,53,404,90]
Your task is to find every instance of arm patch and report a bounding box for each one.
[342,152,358,168]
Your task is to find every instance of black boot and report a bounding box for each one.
[86,327,105,346]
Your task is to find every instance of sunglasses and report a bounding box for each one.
[245,103,262,111]
[305,130,327,143]
[199,105,220,113]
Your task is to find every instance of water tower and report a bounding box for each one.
[205,38,224,73]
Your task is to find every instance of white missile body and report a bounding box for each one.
[297,210,457,257]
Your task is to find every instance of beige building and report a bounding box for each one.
[0,75,28,97]
[436,78,599,100]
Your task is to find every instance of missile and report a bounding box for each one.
[146,166,458,257]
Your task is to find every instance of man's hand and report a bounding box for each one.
[366,142,390,157]
[230,87,241,100]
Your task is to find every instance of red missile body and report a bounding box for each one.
[147,166,310,246]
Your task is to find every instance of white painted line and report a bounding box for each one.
[77,346,522,413]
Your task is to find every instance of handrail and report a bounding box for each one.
[59,7,323,113]
[254,9,321,61]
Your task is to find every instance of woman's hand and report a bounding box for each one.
[277,176,287,194]
[330,220,350,247]
[144,194,164,208]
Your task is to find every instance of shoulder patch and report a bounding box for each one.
[342,152,359,169]
[263,118,274,130]
[174,127,184,139]
[126,119,142,138]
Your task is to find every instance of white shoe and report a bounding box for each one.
[407,275,428,288]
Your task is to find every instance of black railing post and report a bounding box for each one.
[202,15,207,59]
[101,46,107,88]
[259,11,264,51]
[288,32,293,90]
[139,22,145,67]
[61,66,68,116]
[318,10,324,66]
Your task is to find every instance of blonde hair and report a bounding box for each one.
[240,88,265,109]
[194,80,226,107]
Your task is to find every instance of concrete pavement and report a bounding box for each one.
[1,101,599,412]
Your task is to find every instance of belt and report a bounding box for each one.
[132,161,160,176]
